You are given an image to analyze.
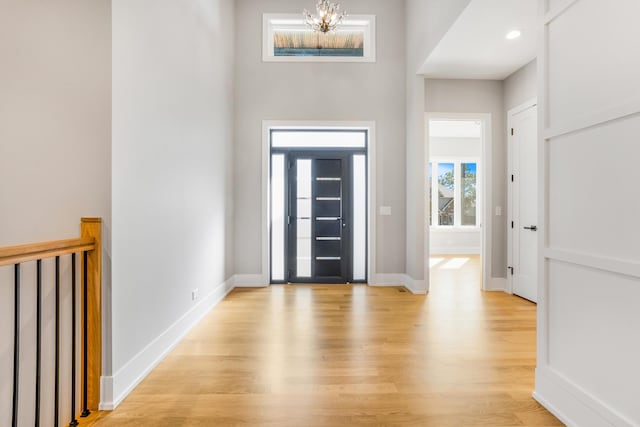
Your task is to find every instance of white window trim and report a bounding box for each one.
[429,157,482,231]
[262,13,376,63]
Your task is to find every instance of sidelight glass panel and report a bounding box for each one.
[461,163,477,226]
[353,155,366,281]
[438,163,455,226]
[271,154,285,281]
[297,159,312,277]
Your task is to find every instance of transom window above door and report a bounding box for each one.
[263,14,376,62]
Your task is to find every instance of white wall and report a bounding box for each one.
[405,0,471,290]
[504,59,537,111]
[430,137,482,158]
[430,229,481,255]
[110,0,235,409]
[0,1,111,424]
[234,0,406,278]
[535,0,640,425]
[425,79,507,278]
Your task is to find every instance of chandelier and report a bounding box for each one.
[303,1,347,34]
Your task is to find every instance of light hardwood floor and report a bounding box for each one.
[91,255,562,426]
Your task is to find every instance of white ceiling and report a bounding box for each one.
[419,0,537,80]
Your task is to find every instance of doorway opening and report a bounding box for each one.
[268,128,370,284]
[426,115,490,291]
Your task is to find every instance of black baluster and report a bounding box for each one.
[54,256,60,427]
[81,251,90,417]
[35,260,42,427]
[12,264,20,427]
[70,253,79,427]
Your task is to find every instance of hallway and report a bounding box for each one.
[92,258,560,426]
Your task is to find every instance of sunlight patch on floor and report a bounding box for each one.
[440,257,469,270]
[429,257,445,268]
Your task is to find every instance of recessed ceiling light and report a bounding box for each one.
[506,30,522,40]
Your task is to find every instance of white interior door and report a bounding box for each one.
[509,103,538,302]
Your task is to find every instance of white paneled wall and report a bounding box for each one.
[535,0,640,425]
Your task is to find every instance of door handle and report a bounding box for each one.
[524,225,538,231]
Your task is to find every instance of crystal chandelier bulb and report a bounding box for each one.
[303,0,347,33]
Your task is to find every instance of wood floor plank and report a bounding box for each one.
[91,255,561,426]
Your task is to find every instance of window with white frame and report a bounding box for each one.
[263,14,376,62]
[428,160,479,227]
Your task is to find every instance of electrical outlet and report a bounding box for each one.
[192,289,199,301]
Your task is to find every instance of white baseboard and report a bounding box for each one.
[430,247,481,255]
[534,367,635,427]
[99,276,235,410]
[404,276,427,294]
[484,277,507,292]
[372,274,427,295]
[372,273,406,286]
[234,274,269,287]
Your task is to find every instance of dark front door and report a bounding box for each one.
[287,152,352,283]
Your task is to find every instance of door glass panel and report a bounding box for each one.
[438,163,455,226]
[271,154,285,281]
[461,163,477,226]
[353,155,366,281]
[297,159,312,277]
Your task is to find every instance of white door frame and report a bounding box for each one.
[425,112,493,291]
[261,120,377,285]
[507,98,537,294]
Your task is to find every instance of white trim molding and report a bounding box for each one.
[99,277,235,410]
[234,274,269,287]
[430,246,481,255]
[484,277,507,292]
[535,367,636,427]
[371,274,427,295]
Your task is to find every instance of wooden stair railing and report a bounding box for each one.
[0,218,102,427]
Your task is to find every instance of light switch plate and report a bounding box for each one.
[380,206,392,216]
[495,206,502,216]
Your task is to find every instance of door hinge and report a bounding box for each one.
[511,128,514,136]
[511,221,514,229]
[511,174,514,182]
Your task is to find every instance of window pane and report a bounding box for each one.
[461,163,477,226]
[274,29,365,57]
[297,159,312,277]
[353,155,366,281]
[271,155,285,281]
[272,131,366,148]
[438,163,455,226]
